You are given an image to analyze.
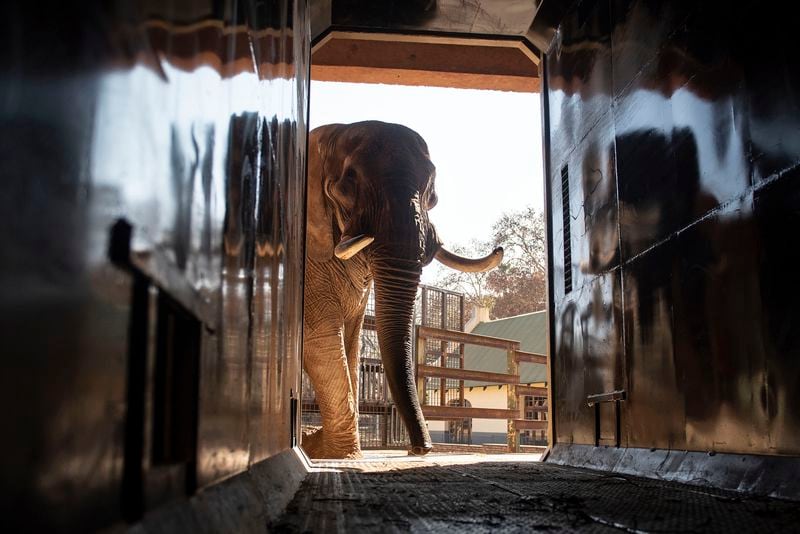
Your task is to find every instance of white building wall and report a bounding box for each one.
[426,385,513,435]
[465,385,512,434]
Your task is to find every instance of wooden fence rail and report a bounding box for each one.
[416,325,549,452]
[515,351,547,365]
[417,364,520,384]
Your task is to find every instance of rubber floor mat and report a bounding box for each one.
[273,452,800,533]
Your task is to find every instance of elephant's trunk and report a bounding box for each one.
[371,259,432,455]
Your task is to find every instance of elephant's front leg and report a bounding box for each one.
[303,327,362,459]
[343,292,370,430]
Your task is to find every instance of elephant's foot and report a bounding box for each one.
[325,435,363,459]
[323,441,363,460]
[408,444,433,456]
[301,426,363,459]
[339,447,363,460]
[301,426,325,459]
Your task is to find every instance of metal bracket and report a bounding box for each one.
[587,390,626,448]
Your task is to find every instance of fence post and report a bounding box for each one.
[507,344,520,453]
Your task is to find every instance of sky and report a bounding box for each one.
[309,81,543,282]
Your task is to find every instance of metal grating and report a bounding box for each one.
[358,411,385,449]
[275,458,800,533]
[386,406,409,447]
[445,398,472,444]
[561,164,572,294]
[418,286,465,412]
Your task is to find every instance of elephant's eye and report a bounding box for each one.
[424,173,438,210]
[333,168,357,204]
[425,188,438,210]
[340,168,356,186]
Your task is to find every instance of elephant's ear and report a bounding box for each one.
[306,125,338,262]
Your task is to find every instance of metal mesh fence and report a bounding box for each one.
[444,398,472,444]
[301,409,321,430]
[386,406,409,447]
[358,411,384,449]
[418,286,465,408]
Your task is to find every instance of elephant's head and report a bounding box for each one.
[306,120,502,455]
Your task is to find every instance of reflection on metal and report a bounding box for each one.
[329,0,540,38]
[544,0,800,468]
[1,0,308,530]
[548,444,800,502]
[525,0,569,53]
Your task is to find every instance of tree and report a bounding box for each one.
[434,206,547,319]
[487,207,547,317]
[490,207,546,275]
[486,263,547,318]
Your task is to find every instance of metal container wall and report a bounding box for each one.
[545,0,800,455]
[329,0,538,36]
[0,1,308,531]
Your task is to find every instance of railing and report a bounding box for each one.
[415,325,548,452]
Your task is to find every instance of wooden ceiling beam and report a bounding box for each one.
[312,31,540,93]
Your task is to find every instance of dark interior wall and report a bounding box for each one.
[312,0,541,41]
[544,0,800,456]
[0,1,308,531]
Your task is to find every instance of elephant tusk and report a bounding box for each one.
[435,245,504,272]
[334,234,375,260]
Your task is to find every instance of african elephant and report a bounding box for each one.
[302,120,502,459]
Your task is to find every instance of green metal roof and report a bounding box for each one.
[463,311,547,387]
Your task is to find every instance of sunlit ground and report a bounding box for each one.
[305,449,542,470]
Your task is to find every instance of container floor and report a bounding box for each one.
[273,450,799,533]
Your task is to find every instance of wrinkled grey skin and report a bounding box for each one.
[302,121,501,459]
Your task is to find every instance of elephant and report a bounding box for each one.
[302,120,503,459]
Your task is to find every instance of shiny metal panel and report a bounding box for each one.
[546,0,800,457]
[546,0,613,165]
[548,443,800,501]
[329,0,539,37]
[1,0,308,530]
